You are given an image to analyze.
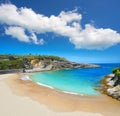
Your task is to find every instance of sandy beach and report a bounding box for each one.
[0,74,120,116]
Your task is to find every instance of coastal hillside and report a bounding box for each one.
[101,67,120,100]
[0,54,100,73]
[0,54,66,70]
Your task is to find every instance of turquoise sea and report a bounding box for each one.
[30,63,120,96]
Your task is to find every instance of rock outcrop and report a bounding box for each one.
[0,54,101,74]
[25,59,100,72]
[101,67,120,101]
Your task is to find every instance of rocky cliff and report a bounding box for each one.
[0,54,100,73]
[25,59,100,72]
[101,67,120,100]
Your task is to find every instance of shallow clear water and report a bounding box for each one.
[30,63,120,96]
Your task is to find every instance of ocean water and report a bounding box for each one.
[30,63,120,96]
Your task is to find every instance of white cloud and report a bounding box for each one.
[59,10,82,23]
[0,3,120,49]
[5,26,30,42]
[30,32,45,45]
[39,38,45,45]
[70,24,120,49]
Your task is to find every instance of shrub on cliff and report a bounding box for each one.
[112,67,120,77]
[112,67,120,86]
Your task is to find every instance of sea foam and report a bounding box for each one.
[36,82,54,89]
[36,82,84,96]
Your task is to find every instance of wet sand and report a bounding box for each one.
[0,74,120,116]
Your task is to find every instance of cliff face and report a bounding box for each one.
[101,67,120,100]
[25,59,100,72]
[0,54,101,74]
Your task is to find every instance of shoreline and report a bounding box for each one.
[36,82,84,96]
[15,73,98,96]
[0,73,104,116]
[1,73,103,116]
[3,73,120,116]
[28,72,100,96]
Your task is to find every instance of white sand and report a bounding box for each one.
[0,74,103,116]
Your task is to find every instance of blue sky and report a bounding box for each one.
[0,0,120,63]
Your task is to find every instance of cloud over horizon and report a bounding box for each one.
[0,3,120,49]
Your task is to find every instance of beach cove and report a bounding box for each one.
[0,61,120,116]
[0,71,119,116]
[0,0,120,116]
[1,63,120,116]
[30,63,120,96]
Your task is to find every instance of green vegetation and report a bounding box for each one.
[112,67,120,78]
[0,60,23,70]
[0,54,66,70]
[112,67,120,73]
